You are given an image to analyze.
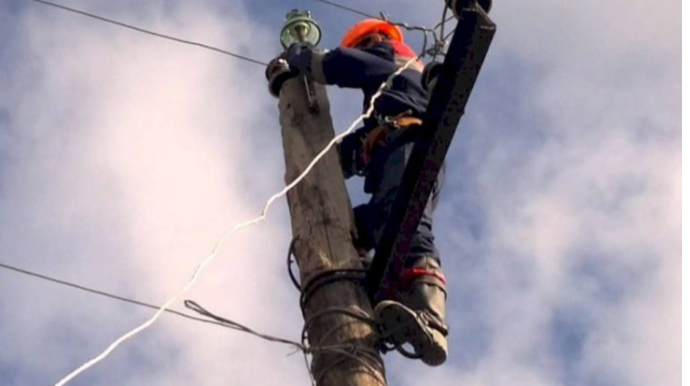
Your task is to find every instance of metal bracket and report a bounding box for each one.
[303,77,319,113]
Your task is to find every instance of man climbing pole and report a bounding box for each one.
[283,18,449,366]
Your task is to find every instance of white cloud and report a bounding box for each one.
[0,1,680,385]
[0,2,311,385]
[414,1,680,385]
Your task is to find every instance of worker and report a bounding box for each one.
[283,19,448,366]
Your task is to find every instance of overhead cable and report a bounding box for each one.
[0,262,297,334]
[28,0,268,66]
[306,0,378,19]
[29,0,446,67]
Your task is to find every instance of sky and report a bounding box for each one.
[0,1,681,386]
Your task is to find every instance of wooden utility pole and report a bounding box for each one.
[277,76,386,386]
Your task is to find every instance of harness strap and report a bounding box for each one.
[361,114,423,165]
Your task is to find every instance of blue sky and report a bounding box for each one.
[0,1,681,386]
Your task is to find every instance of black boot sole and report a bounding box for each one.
[374,300,447,366]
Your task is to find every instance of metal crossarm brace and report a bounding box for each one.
[365,5,496,301]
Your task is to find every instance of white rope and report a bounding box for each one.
[55,56,420,386]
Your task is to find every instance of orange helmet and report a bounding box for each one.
[341,19,404,48]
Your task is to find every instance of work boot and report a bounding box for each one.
[374,257,449,366]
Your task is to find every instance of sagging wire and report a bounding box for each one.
[287,238,301,291]
[184,301,306,351]
[301,306,383,385]
[287,240,368,301]
[398,5,458,61]
[379,13,449,63]
[183,300,315,386]
[55,56,421,386]
[434,6,453,32]
[439,5,458,44]
[435,6,453,40]
[434,6,454,61]
[0,261,275,331]
[312,346,385,385]
[185,301,385,386]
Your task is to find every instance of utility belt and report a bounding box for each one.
[362,111,423,165]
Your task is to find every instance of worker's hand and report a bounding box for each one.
[338,130,369,178]
[285,42,316,75]
[265,53,299,97]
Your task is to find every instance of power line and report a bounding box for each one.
[0,261,326,380]
[0,260,383,384]
[28,0,268,66]
[29,0,440,68]
[0,262,237,328]
[306,0,378,19]
[0,260,309,343]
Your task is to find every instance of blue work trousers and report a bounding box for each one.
[353,127,444,268]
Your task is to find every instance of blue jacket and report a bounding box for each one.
[286,41,428,179]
